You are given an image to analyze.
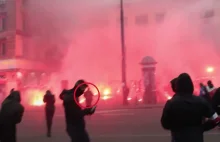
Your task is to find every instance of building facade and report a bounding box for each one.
[0,0,56,93]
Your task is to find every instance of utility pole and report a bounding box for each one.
[120,0,127,105]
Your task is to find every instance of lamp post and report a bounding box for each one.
[120,0,127,105]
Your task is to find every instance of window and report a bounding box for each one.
[0,42,6,56]
[0,18,5,31]
[22,0,27,5]
[155,13,165,23]
[0,74,6,79]
[0,12,6,31]
[0,0,6,8]
[203,9,214,18]
[135,14,148,25]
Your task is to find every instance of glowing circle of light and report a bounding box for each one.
[16,72,22,79]
[102,95,110,100]
[138,98,143,102]
[79,97,85,104]
[28,89,44,106]
[167,96,172,100]
[127,97,132,101]
[206,67,214,73]
[103,88,111,95]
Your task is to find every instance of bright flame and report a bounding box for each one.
[127,97,132,101]
[16,72,22,79]
[206,67,214,73]
[102,96,110,100]
[103,88,111,95]
[94,93,98,96]
[32,96,44,106]
[79,97,85,104]
[138,98,142,102]
[164,92,172,100]
[167,96,172,100]
[27,89,44,106]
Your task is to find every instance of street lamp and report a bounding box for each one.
[206,66,214,73]
[120,0,127,105]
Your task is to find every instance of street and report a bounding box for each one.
[17,106,220,142]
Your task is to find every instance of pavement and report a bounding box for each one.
[16,106,220,142]
[26,103,165,111]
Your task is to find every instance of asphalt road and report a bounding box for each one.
[17,106,220,142]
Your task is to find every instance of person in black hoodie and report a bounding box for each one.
[170,78,177,94]
[161,73,220,142]
[212,87,220,114]
[43,90,55,137]
[59,79,96,142]
[212,88,220,128]
[207,80,217,98]
[169,78,177,142]
[199,83,211,103]
[0,91,24,142]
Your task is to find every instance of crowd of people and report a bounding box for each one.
[0,79,96,142]
[161,73,220,142]
[2,74,220,142]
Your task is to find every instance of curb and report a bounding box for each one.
[24,104,165,112]
[97,105,164,110]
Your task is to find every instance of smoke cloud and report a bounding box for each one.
[25,0,220,88]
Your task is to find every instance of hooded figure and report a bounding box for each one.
[170,78,177,93]
[199,83,211,103]
[84,88,93,107]
[212,88,220,128]
[123,85,129,105]
[0,91,24,142]
[207,80,216,98]
[169,78,177,142]
[59,79,96,142]
[10,88,14,93]
[43,90,55,137]
[212,88,220,114]
[161,73,219,142]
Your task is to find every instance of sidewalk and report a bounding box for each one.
[25,103,165,112]
[97,103,164,110]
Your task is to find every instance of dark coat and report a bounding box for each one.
[59,87,92,142]
[43,91,55,110]
[211,87,220,114]
[0,91,24,142]
[161,73,217,142]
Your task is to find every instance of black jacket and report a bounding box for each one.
[161,73,217,142]
[212,87,220,114]
[0,91,24,142]
[59,88,91,131]
[43,92,55,109]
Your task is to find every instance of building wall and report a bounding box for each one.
[0,0,16,59]
[0,0,57,72]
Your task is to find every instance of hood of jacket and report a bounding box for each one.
[61,87,85,102]
[170,78,177,93]
[1,91,21,109]
[176,73,194,95]
[60,79,87,102]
